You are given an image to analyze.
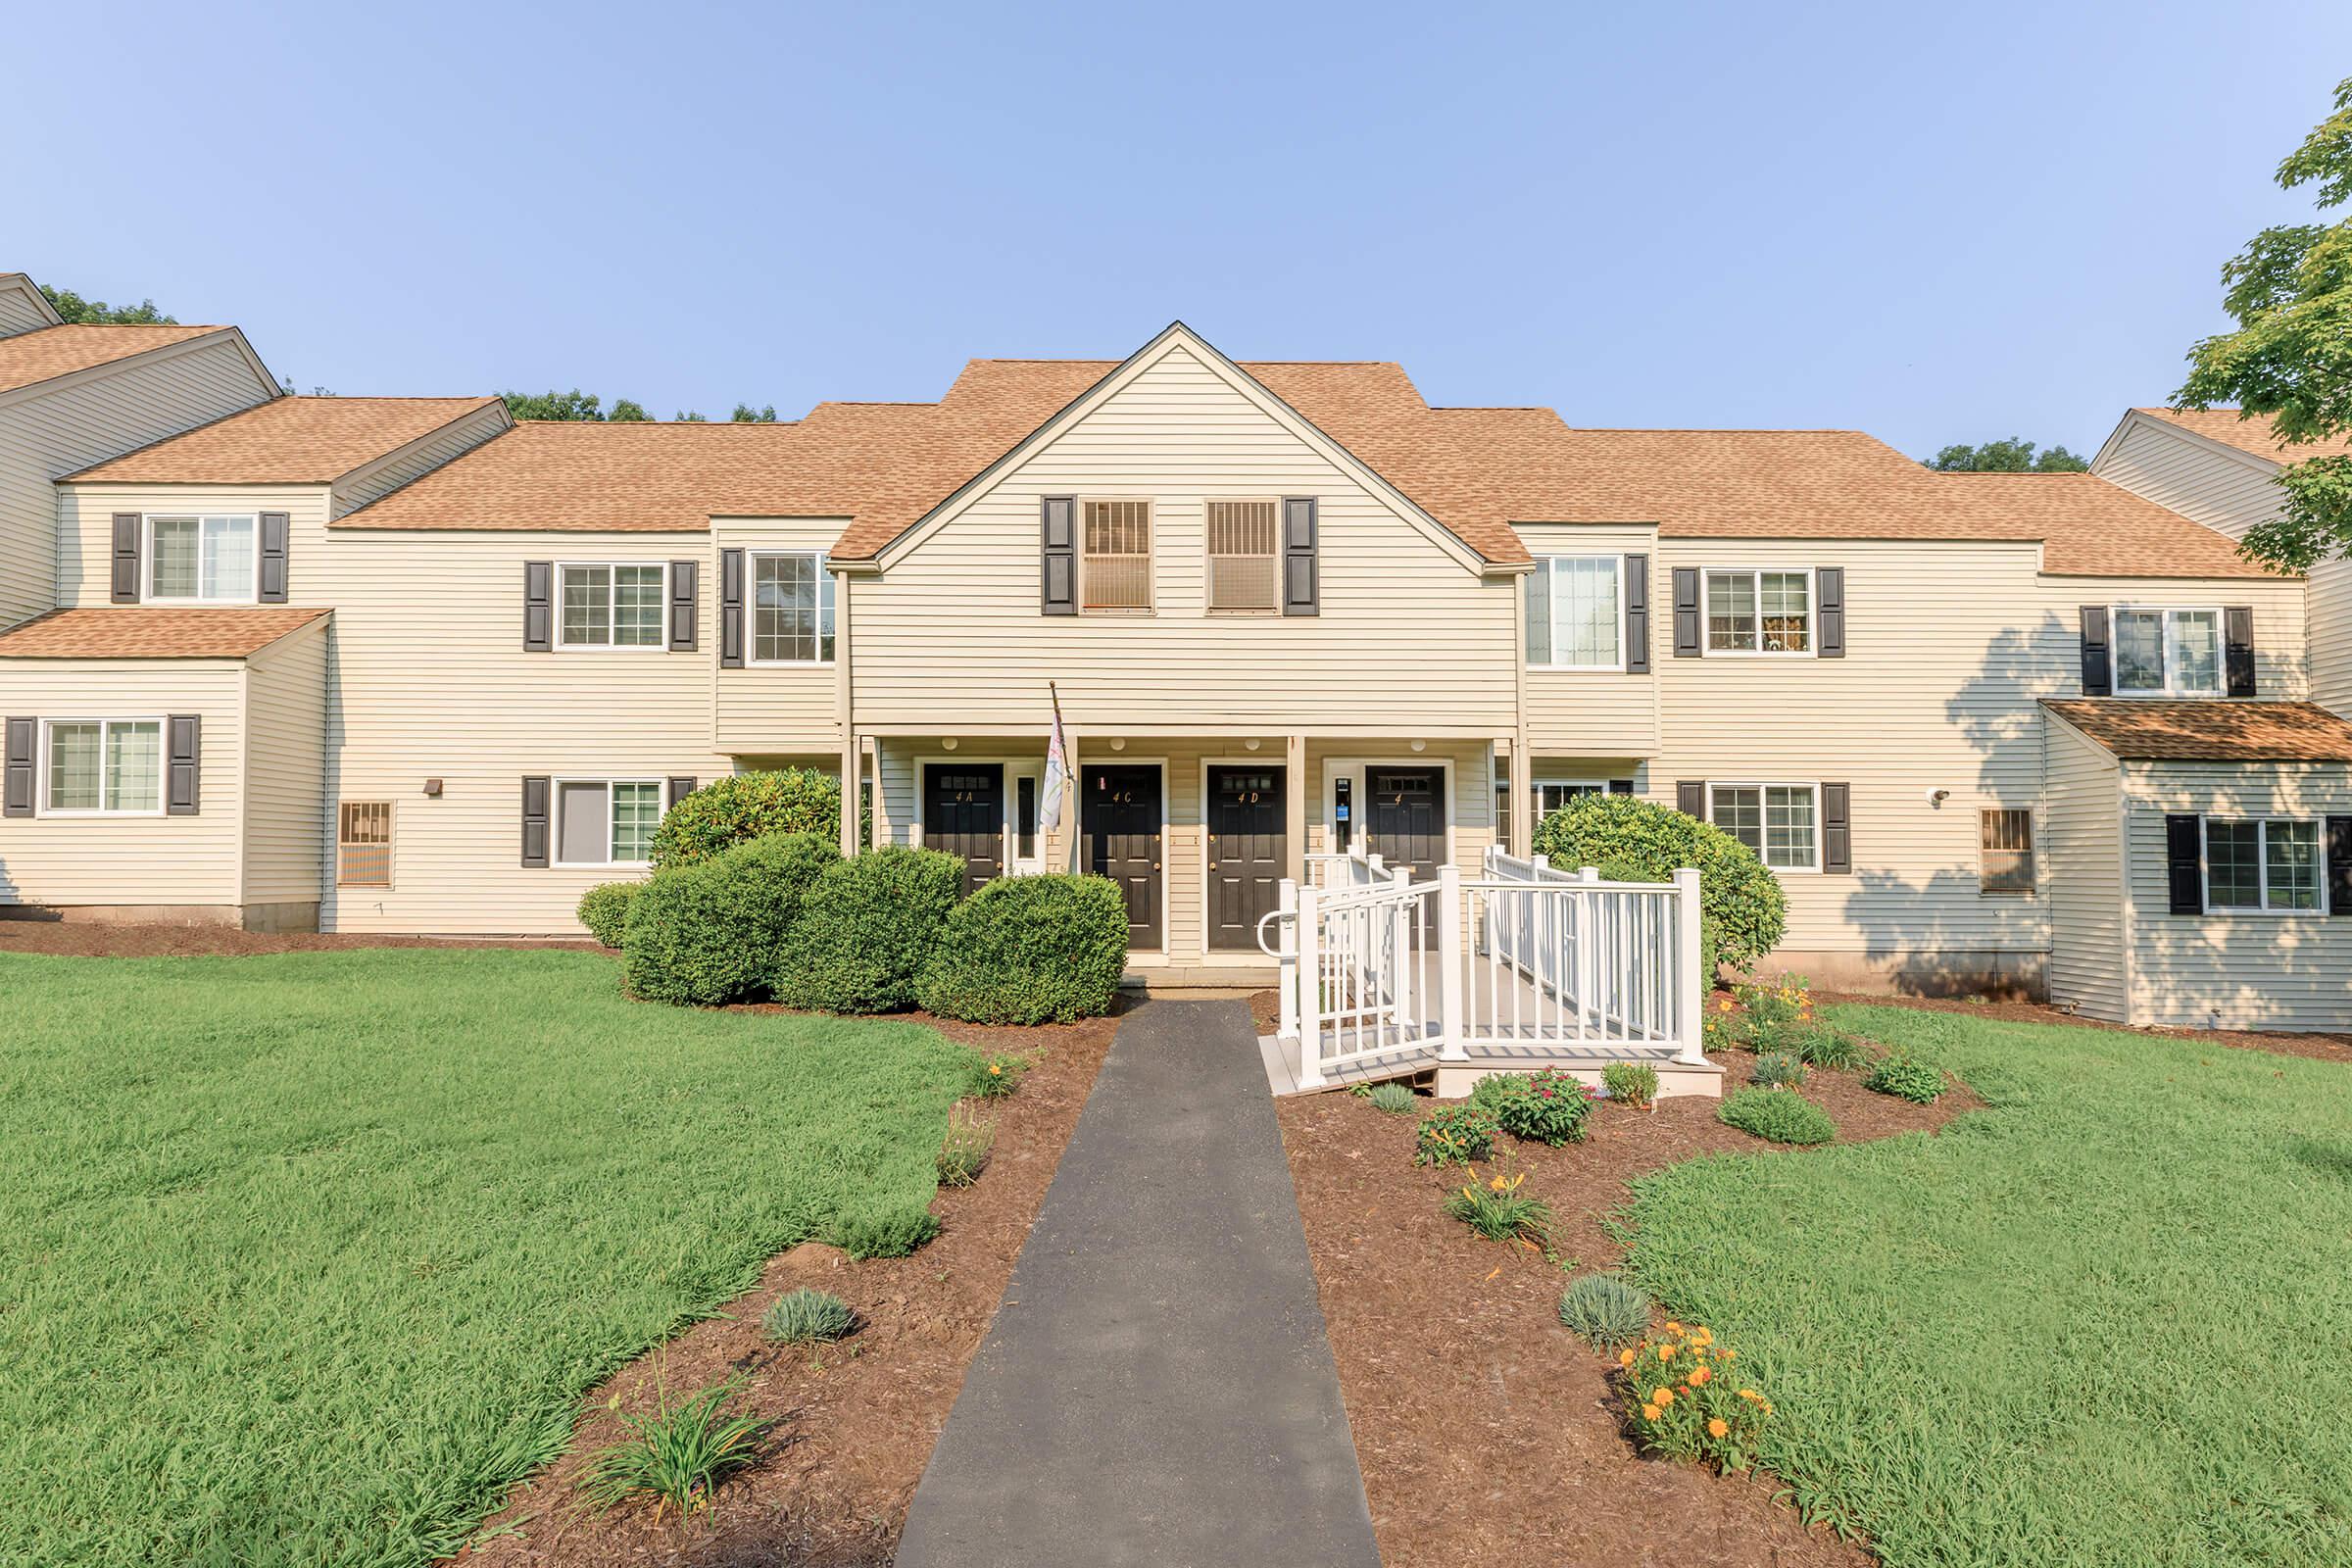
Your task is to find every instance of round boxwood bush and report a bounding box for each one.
[772,846,964,1014]
[576,881,640,949]
[649,768,841,869]
[1716,1087,1836,1146]
[1531,793,1788,977]
[623,832,839,1005]
[914,873,1129,1024]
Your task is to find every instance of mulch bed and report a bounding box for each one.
[1276,1013,1977,1568]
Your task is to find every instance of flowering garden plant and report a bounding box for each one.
[1441,1169,1553,1247]
[1618,1321,1771,1472]
[1412,1102,1501,1166]
[1469,1066,1596,1146]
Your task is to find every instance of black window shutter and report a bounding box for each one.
[719,548,746,667]
[2080,607,2112,696]
[2,717,33,817]
[258,512,290,603]
[2328,816,2352,916]
[2225,606,2256,697]
[666,775,698,809]
[166,715,201,815]
[1672,566,1701,657]
[1676,779,1706,818]
[1041,496,1076,614]
[1816,566,1845,658]
[1607,778,1635,796]
[111,514,141,603]
[1282,497,1319,615]
[1821,782,1851,873]
[521,776,551,867]
[523,562,553,652]
[668,561,699,652]
[1624,553,1649,672]
[2165,814,2203,914]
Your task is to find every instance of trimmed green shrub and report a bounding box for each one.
[1601,1061,1659,1108]
[771,847,963,1014]
[1413,1102,1501,1166]
[623,832,838,1006]
[1366,1081,1417,1114]
[576,881,640,949]
[825,1205,942,1259]
[1717,1088,1836,1146]
[1531,794,1788,976]
[1558,1272,1652,1349]
[1798,1025,1870,1071]
[649,769,841,869]
[1471,1066,1594,1146]
[761,1287,856,1346]
[915,873,1129,1024]
[1750,1052,1809,1090]
[1863,1052,1946,1103]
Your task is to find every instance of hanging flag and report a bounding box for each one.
[1041,682,1070,830]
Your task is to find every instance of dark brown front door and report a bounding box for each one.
[1084,764,1162,951]
[1207,764,1286,953]
[925,762,1004,893]
[1365,765,1445,884]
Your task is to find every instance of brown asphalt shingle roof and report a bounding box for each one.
[0,323,229,396]
[2041,699,2352,763]
[0,607,328,660]
[2137,407,2352,464]
[68,395,506,484]
[1934,471,2278,578]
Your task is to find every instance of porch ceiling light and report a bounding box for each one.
[942,737,958,751]
[1109,737,1126,752]
[1245,738,1262,752]
[1410,739,1427,753]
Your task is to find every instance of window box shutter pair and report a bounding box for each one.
[2082,607,2258,697]
[2,716,195,814]
[1671,567,1844,657]
[1038,495,1318,613]
[525,562,700,653]
[1676,777,1851,873]
[112,514,288,603]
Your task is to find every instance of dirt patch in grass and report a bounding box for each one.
[0,919,601,957]
[1819,989,2352,1068]
[1278,1027,1974,1567]
[448,1005,1119,1568]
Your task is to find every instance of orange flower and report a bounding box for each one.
[1738,1389,1763,1402]
[1688,1365,1711,1386]
[1656,1344,1675,1360]
[1665,1321,1683,1334]
[1651,1387,1675,1406]
[1642,1403,1661,1421]
[1618,1348,1637,1367]
[1708,1418,1730,1439]
[1719,1348,1737,1361]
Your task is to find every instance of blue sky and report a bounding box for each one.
[18,2,2352,457]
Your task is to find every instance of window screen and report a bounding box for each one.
[339,803,393,887]
[1980,808,2034,894]
[1205,501,1278,611]
[1083,500,1152,610]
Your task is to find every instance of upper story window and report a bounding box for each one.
[43,718,162,815]
[1709,782,1819,870]
[560,564,666,649]
[1205,500,1278,612]
[1525,556,1623,668]
[2204,817,2322,912]
[753,551,835,664]
[1082,500,1152,612]
[2114,607,2221,696]
[1706,568,1810,655]
[149,514,256,603]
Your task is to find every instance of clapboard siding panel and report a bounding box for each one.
[58,483,328,605]
[712,518,842,750]
[1516,523,1660,756]
[331,403,511,517]
[0,282,55,336]
[2041,713,2127,1021]
[241,617,328,903]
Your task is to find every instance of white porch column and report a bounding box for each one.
[1674,865,1707,1063]
[1275,878,1300,1041]
[1285,733,1307,884]
[1508,737,1533,858]
[1437,862,1466,1060]
[1296,880,1324,1089]
[1060,725,1081,872]
[838,730,860,857]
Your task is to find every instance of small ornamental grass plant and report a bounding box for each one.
[1617,1322,1770,1473]
[1365,1080,1417,1114]
[761,1287,856,1346]
[1864,1051,1946,1103]
[1469,1066,1594,1146]
[968,1052,1027,1099]
[935,1102,994,1188]
[1442,1170,1553,1248]
[1717,1087,1836,1146]
[576,1371,765,1522]
[1749,1051,1808,1091]
[823,1205,941,1260]
[1559,1272,1652,1349]
[1412,1102,1501,1167]
[1601,1061,1658,1109]
[1798,1025,1870,1071]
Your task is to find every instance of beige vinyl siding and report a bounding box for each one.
[0,282,54,336]
[331,403,512,518]
[0,661,244,906]
[0,336,272,629]
[2093,416,2352,717]
[1516,524,1659,756]
[57,482,326,606]
[714,519,843,753]
[2120,760,2352,1029]
[2040,713,2128,1022]
[240,618,328,904]
[853,343,1517,737]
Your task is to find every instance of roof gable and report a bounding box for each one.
[0,272,65,335]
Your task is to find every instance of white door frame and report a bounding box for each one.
[1199,752,1291,964]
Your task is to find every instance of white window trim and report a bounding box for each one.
[2200,815,2327,915]
[37,716,167,818]
[746,550,836,667]
[1700,566,1818,660]
[1077,497,1155,615]
[551,776,665,869]
[1525,554,1628,671]
[1202,497,1281,616]
[144,513,259,606]
[1706,780,1824,873]
[2111,605,2226,698]
[553,562,671,652]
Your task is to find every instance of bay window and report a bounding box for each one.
[1524,556,1623,668]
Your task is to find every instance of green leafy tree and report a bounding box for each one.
[1922,438,2088,472]
[39,285,175,324]
[2177,76,2352,570]
[499,389,655,422]
[730,403,778,422]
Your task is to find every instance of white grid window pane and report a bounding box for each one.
[564,566,612,646]
[613,565,664,646]
[47,722,101,809]
[1760,572,1811,653]
[754,554,825,662]
[2266,820,2320,910]
[611,782,661,863]
[1549,557,1620,667]
[151,518,199,598]
[200,516,254,600]
[2169,611,2221,695]
[2115,611,2166,692]
[105,722,161,811]
[1707,573,1756,651]
[1711,786,1762,853]
[1206,501,1278,612]
[2206,820,2262,908]
[1763,785,1816,869]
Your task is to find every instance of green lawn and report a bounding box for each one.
[1624,1004,2352,1568]
[0,948,972,1568]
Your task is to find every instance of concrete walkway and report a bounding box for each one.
[896,1000,1381,1568]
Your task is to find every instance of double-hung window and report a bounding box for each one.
[559,564,666,648]
[1205,500,1279,612]
[2113,608,2222,696]
[2203,817,2323,912]
[1524,556,1623,668]
[1081,500,1152,612]
[555,779,663,867]
[1705,568,1811,654]
[42,719,163,814]
[148,514,257,603]
[752,552,835,663]
[1709,783,1819,870]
